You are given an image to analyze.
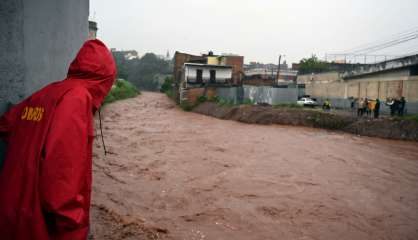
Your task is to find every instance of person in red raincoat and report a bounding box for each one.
[0,39,116,240]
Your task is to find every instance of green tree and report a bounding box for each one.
[111,52,172,92]
[298,55,329,74]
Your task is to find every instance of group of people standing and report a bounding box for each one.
[353,98,381,118]
[351,97,407,119]
[386,97,407,116]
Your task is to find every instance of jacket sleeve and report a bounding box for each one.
[39,88,93,240]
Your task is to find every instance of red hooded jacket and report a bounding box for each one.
[0,39,116,240]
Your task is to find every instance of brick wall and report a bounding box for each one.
[225,56,244,85]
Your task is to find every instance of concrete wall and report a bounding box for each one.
[297,72,340,84]
[307,81,347,99]
[345,75,417,100]
[0,0,25,104]
[404,78,418,101]
[0,0,89,105]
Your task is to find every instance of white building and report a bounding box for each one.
[184,63,232,88]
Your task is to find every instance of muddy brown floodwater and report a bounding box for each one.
[90,92,418,240]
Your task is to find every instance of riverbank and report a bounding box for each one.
[193,102,418,141]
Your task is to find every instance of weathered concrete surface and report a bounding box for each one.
[0,0,89,104]
[91,92,418,240]
[0,0,25,103]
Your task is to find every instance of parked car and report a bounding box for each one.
[297,97,318,107]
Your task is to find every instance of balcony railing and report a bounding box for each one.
[186,77,232,84]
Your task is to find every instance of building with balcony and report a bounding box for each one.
[173,51,244,103]
[184,63,233,87]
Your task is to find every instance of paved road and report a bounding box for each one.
[91,92,418,240]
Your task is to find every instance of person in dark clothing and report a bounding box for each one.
[350,98,356,116]
[374,99,380,119]
[393,99,400,116]
[398,97,406,116]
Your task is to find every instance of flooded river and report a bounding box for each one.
[91,92,418,240]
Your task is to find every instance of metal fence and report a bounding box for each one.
[215,86,299,105]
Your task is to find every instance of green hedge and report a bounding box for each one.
[104,79,140,104]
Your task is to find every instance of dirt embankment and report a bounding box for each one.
[193,102,418,141]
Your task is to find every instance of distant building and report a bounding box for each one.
[243,64,298,87]
[88,21,98,40]
[278,69,298,84]
[173,51,244,103]
[184,63,233,87]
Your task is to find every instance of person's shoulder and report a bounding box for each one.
[59,86,92,106]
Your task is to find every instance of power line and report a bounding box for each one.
[352,33,418,54]
[325,28,418,64]
[341,26,418,54]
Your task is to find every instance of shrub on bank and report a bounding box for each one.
[180,102,195,112]
[160,77,174,98]
[104,79,140,104]
[197,95,208,103]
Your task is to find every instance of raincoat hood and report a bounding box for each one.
[67,39,117,110]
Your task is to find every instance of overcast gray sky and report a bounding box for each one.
[90,0,418,64]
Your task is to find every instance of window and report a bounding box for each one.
[196,69,203,83]
[210,70,216,83]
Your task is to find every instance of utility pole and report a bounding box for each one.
[277,55,282,86]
